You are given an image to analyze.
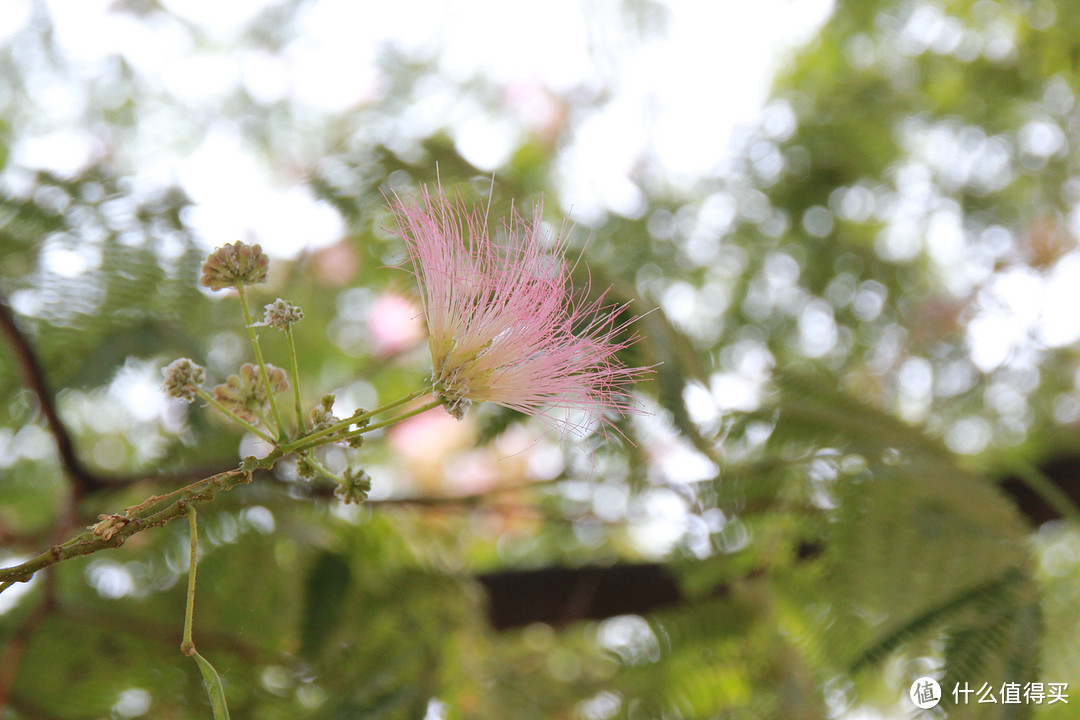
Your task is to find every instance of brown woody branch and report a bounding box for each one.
[0,295,106,495]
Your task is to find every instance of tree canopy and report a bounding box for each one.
[2,0,1080,718]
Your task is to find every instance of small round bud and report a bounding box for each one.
[212,363,289,422]
[310,394,339,431]
[201,241,270,290]
[263,298,303,330]
[296,455,318,481]
[264,364,289,394]
[335,469,372,505]
[163,358,206,402]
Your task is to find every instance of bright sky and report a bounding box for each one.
[6,0,836,257]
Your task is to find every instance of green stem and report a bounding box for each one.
[181,506,198,656]
[301,452,341,483]
[253,408,273,436]
[300,399,442,453]
[285,328,304,433]
[280,388,429,453]
[236,284,286,442]
[195,388,274,444]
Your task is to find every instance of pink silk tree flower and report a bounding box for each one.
[389,186,650,437]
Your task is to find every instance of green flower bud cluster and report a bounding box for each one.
[201,241,269,290]
[213,363,288,423]
[262,298,304,330]
[163,358,206,403]
[335,468,372,505]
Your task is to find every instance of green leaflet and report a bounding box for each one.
[191,651,231,720]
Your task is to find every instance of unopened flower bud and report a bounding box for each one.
[201,241,269,290]
[262,298,303,330]
[163,358,206,402]
[310,394,339,431]
[264,364,289,394]
[212,363,289,422]
[296,454,318,481]
[335,469,371,505]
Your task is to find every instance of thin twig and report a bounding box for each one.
[279,388,429,453]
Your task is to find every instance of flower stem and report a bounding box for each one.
[236,283,286,442]
[304,398,442,452]
[300,452,340,483]
[280,388,429,453]
[181,505,198,656]
[195,387,275,444]
[285,328,304,433]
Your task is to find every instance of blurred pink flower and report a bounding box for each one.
[389,185,649,436]
[369,292,425,356]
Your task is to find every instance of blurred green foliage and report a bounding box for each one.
[3,0,1080,718]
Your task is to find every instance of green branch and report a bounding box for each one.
[0,455,275,591]
[317,399,443,450]
[280,388,430,453]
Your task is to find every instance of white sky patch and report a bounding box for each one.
[0,0,32,45]
[87,560,136,599]
[12,129,101,178]
[967,312,1024,373]
[637,411,718,488]
[110,361,171,423]
[798,299,838,357]
[710,371,763,413]
[158,0,278,41]
[178,126,344,257]
[963,253,1080,373]
[161,52,240,107]
[12,0,840,251]
[453,112,521,171]
[627,487,691,558]
[287,0,385,112]
[437,0,594,89]
[1039,252,1080,347]
[966,267,1043,372]
[40,237,99,278]
[113,688,152,719]
[651,0,833,180]
[683,382,720,426]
